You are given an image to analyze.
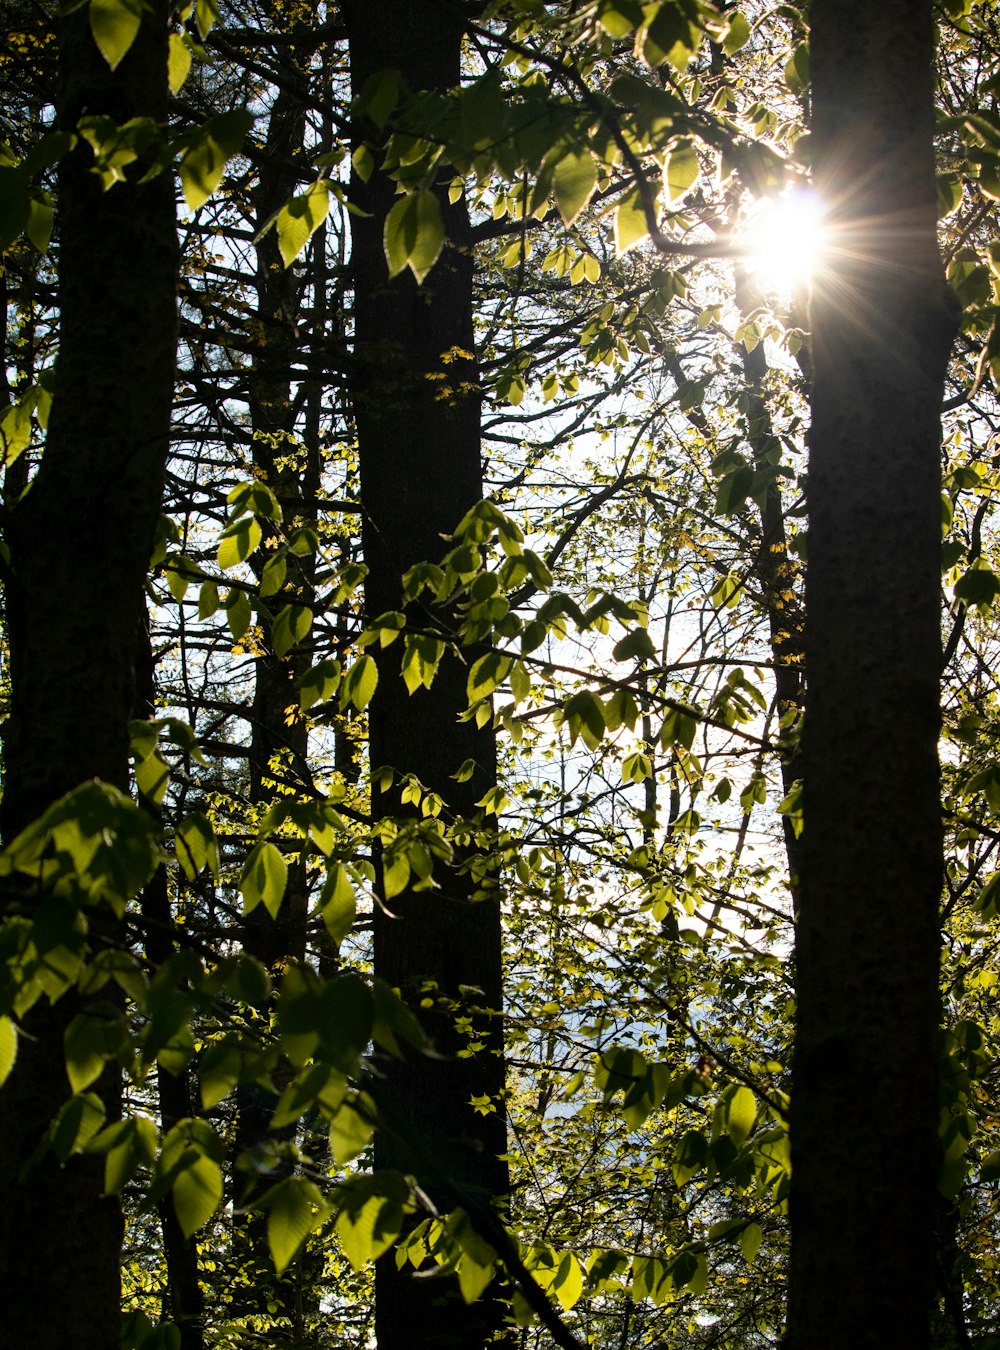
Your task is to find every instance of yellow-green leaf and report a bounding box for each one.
[553,148,597,226]
[241,841,288,918]
[168,31,193,93]
[614,186,649,253]
[173,1150,223,1238]
[384,190,444,284]
[89,0,143,71]
[0,1015,16,1088]
[267,1176,329,1274]
[277,181,331,267]
[665,139,699,201]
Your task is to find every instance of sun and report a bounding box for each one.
[742,188,827,295]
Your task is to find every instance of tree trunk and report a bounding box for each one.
[0,7,177,1349]
[786,3,957,1346]
[343,4,510,1346]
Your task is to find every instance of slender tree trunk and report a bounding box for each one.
[0,7,177,1350]
[786,3,957,1346]
[344,4,509,1346]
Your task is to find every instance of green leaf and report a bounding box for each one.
[384,190,445,284]
[300,658,340,711]
[266,1176,329,1274]
[341,653,378,712]
[721,1084,756,1147]
[277,181,331,267]
[320,865,356,945]
[0,1015,16,1087]
[51,1092,106,1162]
[955,560,1000,606]
[612,627,657,663]
[553,148,597,226]
[217,515,261,569]
[199,1041,241,1110]
[241,841,288,919]
[178,110,253,212]
[272,603,312,658]
[225,589,252,641]
[173,1150,223,1239]
[168,31,193,94]
[665,139,699,201]
[26,194,54,252]
[722,10,751,54]
[89,0,144,72]
[336,1177,409,1272]
[329,1092,375,1165]
[552,1251,585,1311]
[740,1222,762,1263]
[175,812,219,881]
[64,1003,125,1093]
[614,186,649,253]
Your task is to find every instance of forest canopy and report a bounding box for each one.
[0,1,997,1348]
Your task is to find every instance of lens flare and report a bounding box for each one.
[743,188,827,293]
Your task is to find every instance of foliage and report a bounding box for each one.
[2,0,1000,1346]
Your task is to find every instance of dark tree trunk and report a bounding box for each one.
[0,7,177,1349]
[343,4,509,1347]
[786,3,957,1347]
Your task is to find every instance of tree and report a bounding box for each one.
[2,2,1000,1348]
[343,2,510,1343]
[787,3,959,1345]
[0,4,177,1348]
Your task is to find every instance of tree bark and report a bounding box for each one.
[0,7,177,1349]
[343,4,510,1346]
[786,3,957,1346]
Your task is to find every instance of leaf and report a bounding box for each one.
[277,181,331,267]
[721,1084,756,1147]
[0,1015,16,1087]
[552,1252,585,1311]
[740,1222,762,1263]
[26,195,54,252]
[51,1092,106,1162]
[320,865,356,945]
[64,1004,125,1093]
[955,561,1000,606]
[300,658,341,711]
[612,627,657,663]
[341,653,378,712]
[614,186,650,253]
[226,589,252,641]
[384,190,444,284]
[553,148,597,226]
[722,10,751,54]
[335,1175,408,1271]
[217,515,261,569]
[241,841,288,919]
[665,139,699,201]
[178,109,253,212]
[172,1150,223,1239]
[168,31,193,94]
[199,1041,241,1110]
[272,603,312,658]
[267,1177,329,1274]
[175,812,219,881]
[89,0,144,71]
[329,1093,375,1165]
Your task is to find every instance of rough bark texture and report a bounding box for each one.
[0,8,177,1349]
[344,3,510,1346]
[786,3,957,1346]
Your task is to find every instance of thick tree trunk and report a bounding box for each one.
[0,7,177,1349]
[344,4,510,1346]
[786,3,957,1347]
